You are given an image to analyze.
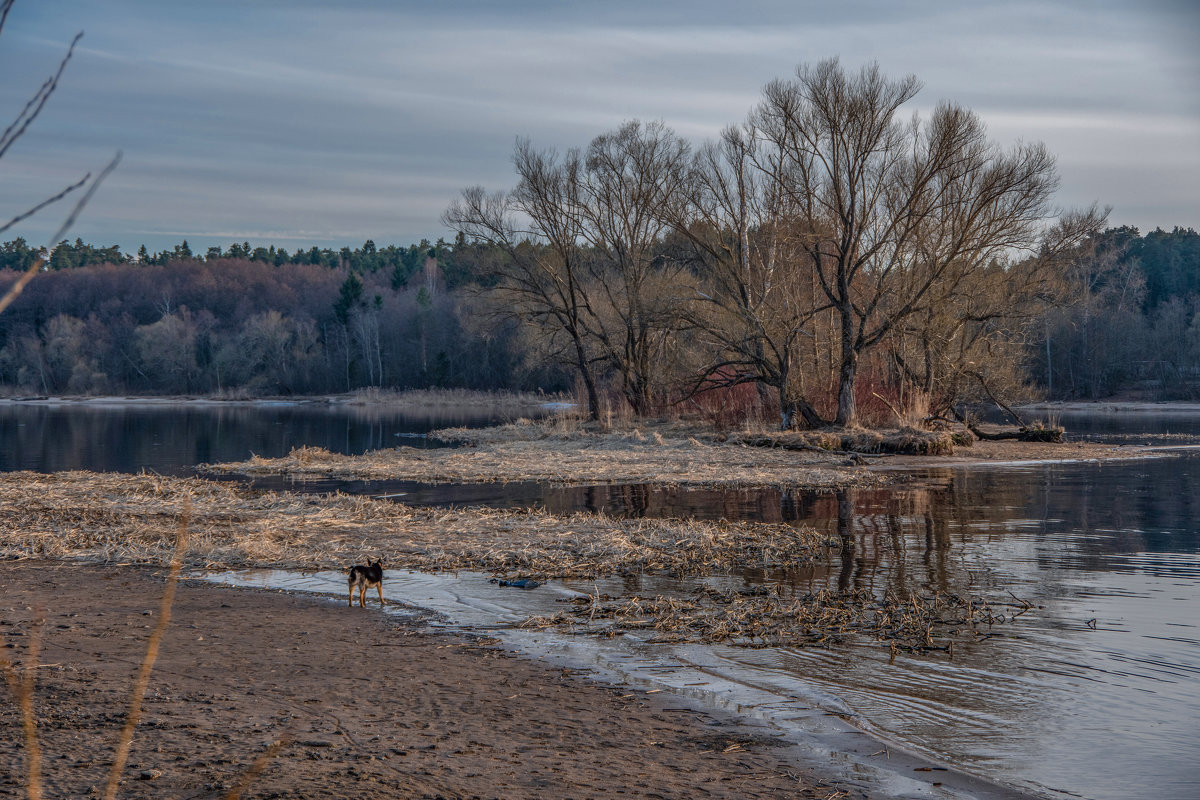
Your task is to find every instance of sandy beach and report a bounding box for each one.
[1,561,850,800]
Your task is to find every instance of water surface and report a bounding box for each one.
[0,400,537,474]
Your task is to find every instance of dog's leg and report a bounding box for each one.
[358,586,367,608]
[348,582,354,607]
[377,582,384,607]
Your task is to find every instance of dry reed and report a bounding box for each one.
[201,422,882,491]
[526,585,1020,652]
[0,606,45,800]
[0,471,827,578]
[102,510,188,800]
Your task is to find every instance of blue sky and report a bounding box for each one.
[1,0,1197,254]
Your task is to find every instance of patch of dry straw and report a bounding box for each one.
[526,585,1024,653]
[0,471,826,578]
[201,422,882,491]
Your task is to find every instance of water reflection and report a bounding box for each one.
[0,401,547,474]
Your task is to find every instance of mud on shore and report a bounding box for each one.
[1,562,846,800]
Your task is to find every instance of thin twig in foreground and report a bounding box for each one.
[102,505,189,800]
[0,151,121,316]
[0,607,46,800]
[222,732,292,800]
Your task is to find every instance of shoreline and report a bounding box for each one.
[0,561,1037,800]
[0,388,565,409]
[0,562,841,799]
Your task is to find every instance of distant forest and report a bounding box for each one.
[0,234,557,397]
[1,225,1197,409]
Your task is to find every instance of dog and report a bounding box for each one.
[347,559,385,608]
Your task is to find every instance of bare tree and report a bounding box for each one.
[447,123,694,419]
[576,120,692,414]
[879,210,1104,422]
[676,124,831,428]
[444,142,604,420]
[750,58,1094,426]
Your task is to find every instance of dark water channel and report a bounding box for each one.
[2,401,1197,799]
[0,400,524,474]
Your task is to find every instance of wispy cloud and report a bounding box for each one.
[0,0,1196,253]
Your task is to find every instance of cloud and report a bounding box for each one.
[0,0,1196,253]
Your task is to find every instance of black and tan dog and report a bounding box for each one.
[347,559,385,608]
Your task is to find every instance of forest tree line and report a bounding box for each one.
[0,240,557,397]
[2,224,1197,410]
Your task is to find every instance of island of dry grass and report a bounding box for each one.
[200,418,886,490]
[1,470,1041,653]
[198,415,1174,491]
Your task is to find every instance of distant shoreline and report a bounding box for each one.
[0,388,566,409]
[6,394,1200,412]
[1020,400,1200,413]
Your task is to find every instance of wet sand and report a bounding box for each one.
[1,561,851,800]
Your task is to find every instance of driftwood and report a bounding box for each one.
[965,422,1064,443]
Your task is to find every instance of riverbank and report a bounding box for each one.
[0,387,562,410]
[0,561,846,800]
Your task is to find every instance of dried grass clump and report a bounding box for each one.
[286,445,333,464]
[880,428,955,455]
[838,430,884,453]
[739,428,955,456]
[526,585,1026,653]
[0,472,827,578]
[1018,423,1065,443]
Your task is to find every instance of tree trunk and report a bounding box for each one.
[779,385,826,430]
[834,350,858,427]
[572,333,601,422]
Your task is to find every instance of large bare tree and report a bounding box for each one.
[445,122,693,419]
[676,124,830,428]
[444,141,605,420]
[749,58,1096,426]
[577,120,692,414]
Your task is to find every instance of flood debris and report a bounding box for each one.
[523,585,1026,653]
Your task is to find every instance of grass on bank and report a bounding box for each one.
[200,418,886,490]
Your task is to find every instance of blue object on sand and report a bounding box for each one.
[491,578,542,589]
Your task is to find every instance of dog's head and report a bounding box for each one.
[371,558,386,571]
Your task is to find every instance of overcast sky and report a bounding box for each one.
[1,0,1197,254]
